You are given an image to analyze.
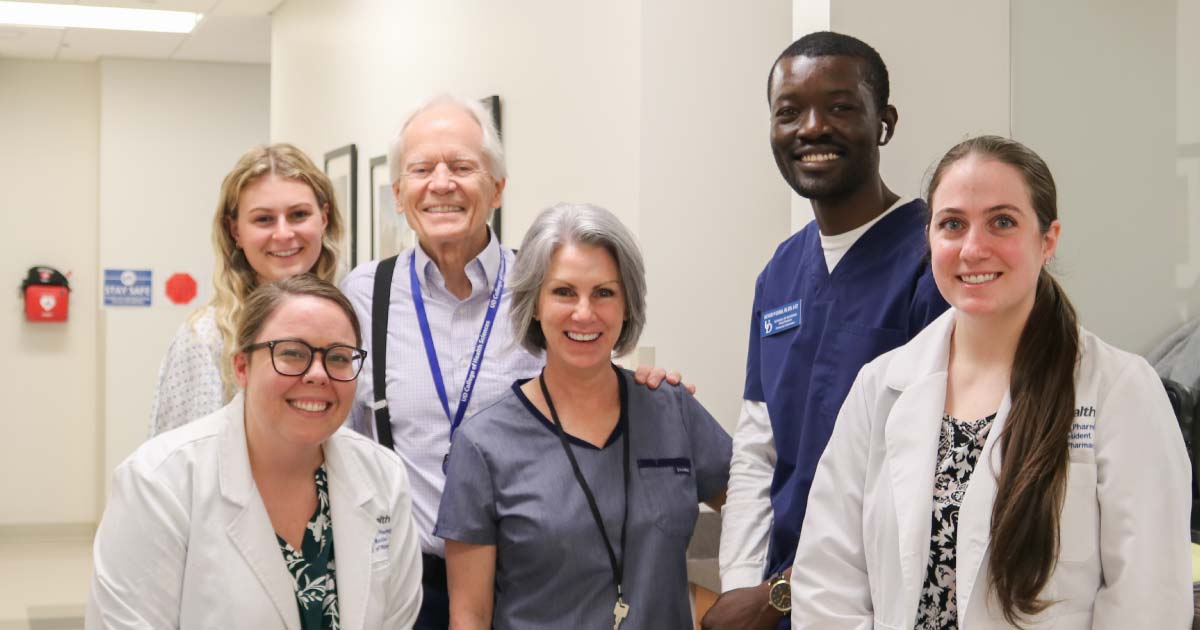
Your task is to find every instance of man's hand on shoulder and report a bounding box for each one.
[633,365,696,394]
[700,582,783,630]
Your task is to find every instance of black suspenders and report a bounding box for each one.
[370,255,399,449]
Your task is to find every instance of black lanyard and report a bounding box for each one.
[538,364,630,603]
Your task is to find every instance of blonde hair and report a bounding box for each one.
[202,143,344,398]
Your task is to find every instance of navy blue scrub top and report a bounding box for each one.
[744,199,949,582]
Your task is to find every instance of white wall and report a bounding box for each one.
[99,58,269,486]
[639,0,791,425]
[0,60,100,526]
[1011,0,1194,353]
[271,0,793,427]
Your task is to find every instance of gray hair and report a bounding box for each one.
[387,94,507,184]
[510,203,647,357]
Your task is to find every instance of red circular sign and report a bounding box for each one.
[165,273,197,305]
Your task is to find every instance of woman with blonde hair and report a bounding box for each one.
[150,143,344,435]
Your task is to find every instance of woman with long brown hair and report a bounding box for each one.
[790,136,1191,628]
[149,143,344,436]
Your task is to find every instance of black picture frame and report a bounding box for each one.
[481,95,503,243]
[370,153,415,261]
[323,144,358,268]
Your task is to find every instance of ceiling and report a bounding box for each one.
[0,0,281,64]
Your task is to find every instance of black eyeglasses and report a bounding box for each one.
[242,339,367,382]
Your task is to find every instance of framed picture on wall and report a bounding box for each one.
[370,154,413,261]
[323,144,358,268]
[481,94,503,243]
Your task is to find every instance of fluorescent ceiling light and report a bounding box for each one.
[0,1,202,34]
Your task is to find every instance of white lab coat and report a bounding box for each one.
[792,310,1192,629]
[86,394,423,630]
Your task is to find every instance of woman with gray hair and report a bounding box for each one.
[434,203,732,630]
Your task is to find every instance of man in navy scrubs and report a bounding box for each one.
[703,32,948,629]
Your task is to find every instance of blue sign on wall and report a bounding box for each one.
[104,269,152,306]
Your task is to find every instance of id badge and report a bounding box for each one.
[761,300,801,337]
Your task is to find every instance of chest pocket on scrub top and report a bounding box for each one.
[817,325,907,418]
[636,458,698,538]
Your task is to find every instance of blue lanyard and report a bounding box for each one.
[409,250,506,442]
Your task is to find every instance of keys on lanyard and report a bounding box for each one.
[409,250,506,474]
[540,366,633,630]
[612,596,630,629]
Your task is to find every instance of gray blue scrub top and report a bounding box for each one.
[435,368,732,629]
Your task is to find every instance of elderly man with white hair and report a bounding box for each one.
[340,95,683,629]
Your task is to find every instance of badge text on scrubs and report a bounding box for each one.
[761,300,801,337]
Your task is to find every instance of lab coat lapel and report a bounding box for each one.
[218,397,301,630]
[883,311,955,600]
[324,435,378,630]
[955,391,1012,623]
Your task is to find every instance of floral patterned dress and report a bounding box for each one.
[277,465,340,630]
[913,413,995,630]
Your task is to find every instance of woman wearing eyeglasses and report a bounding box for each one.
[88,275,422,630]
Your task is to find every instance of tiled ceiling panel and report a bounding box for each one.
[173,13,269,63]
[0,0,280,62]
[57,27,184,61]
[210,0,282,16]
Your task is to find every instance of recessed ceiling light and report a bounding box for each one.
[0,1,202,34]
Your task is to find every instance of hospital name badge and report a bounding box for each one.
[761,300,801,337]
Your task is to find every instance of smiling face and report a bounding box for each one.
[393,104,505,253]
[234,294,358,453]
[537,241,626,374]
[229,175,328,283]
[768,55,894,201]
[928,156,1060,323]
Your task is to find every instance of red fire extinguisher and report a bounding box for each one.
[21,266,70,323]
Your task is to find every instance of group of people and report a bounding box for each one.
[84,30,1191,630]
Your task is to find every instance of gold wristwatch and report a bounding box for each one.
[767,571,791,613]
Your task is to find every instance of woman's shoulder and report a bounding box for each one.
[1078,327,1149,376]
[456,385,529,445]
[125,405,228,478]
[1077,327,1160,399]
[616,366,691,406]
[326,426,411,486]
[165,305,221,352]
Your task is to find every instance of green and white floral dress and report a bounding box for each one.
[277,465,340,630]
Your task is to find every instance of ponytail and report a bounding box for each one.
[988,270,1079,624]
